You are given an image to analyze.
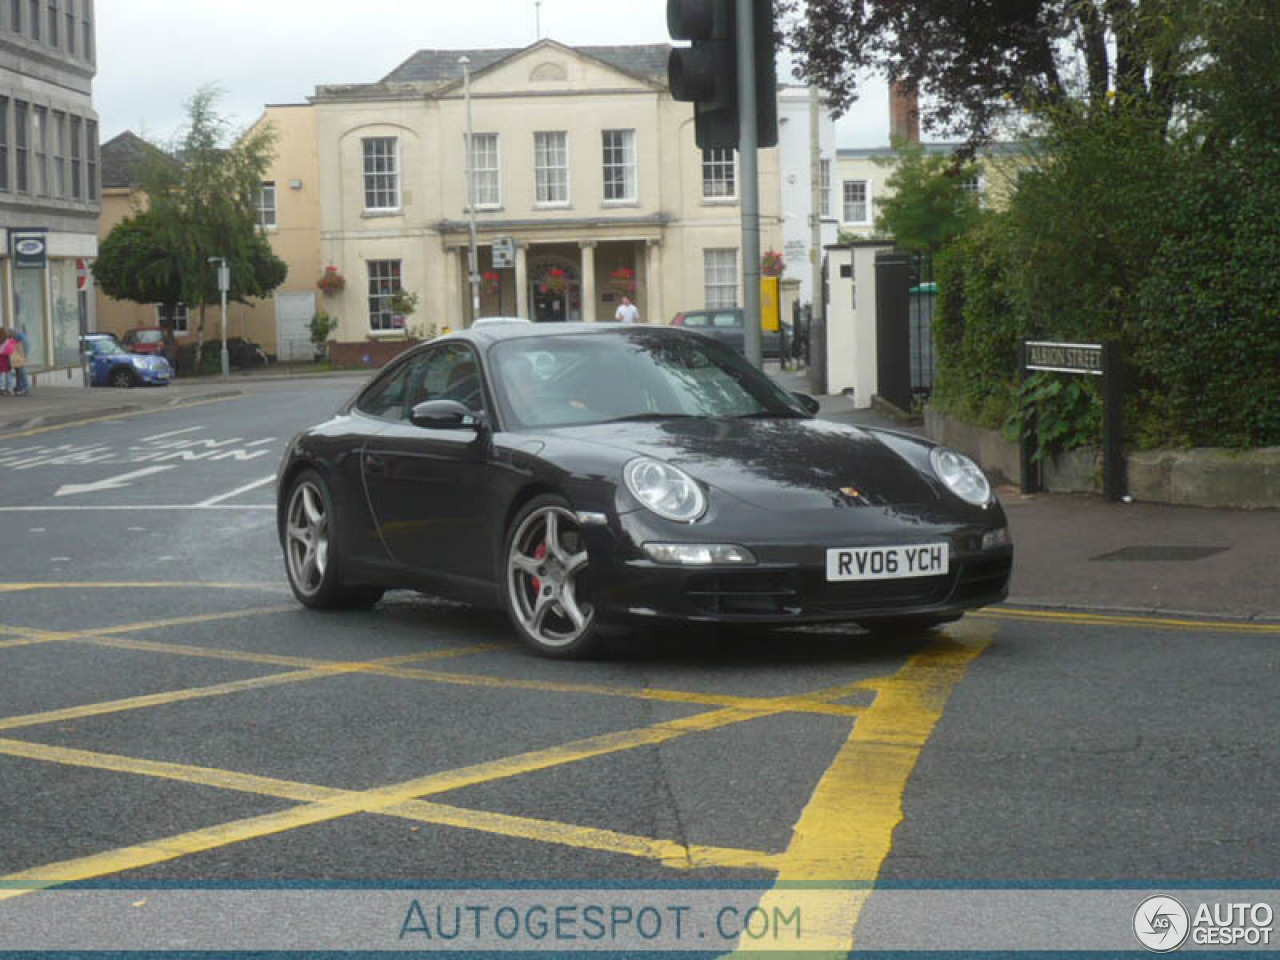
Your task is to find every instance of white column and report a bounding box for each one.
[515,243,530,320]
[645,239,662,325]
[445,246,464,334]
[580,241,596,323]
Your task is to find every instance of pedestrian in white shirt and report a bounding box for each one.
[614,297,640,323]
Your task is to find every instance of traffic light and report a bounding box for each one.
[667,0,777,151]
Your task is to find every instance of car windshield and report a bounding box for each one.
[489,330,807,429]
[135,330,165,343]
[87,339,128,356]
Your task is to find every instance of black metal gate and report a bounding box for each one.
[875,251,935,410]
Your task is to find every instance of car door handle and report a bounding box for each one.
[364,453,389,476]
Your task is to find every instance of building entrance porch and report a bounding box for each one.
[449,234,661,328]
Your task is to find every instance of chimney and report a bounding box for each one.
[889,80,920,145]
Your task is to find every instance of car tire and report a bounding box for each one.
[109,367,137,389]
[502,493,601,659]
[282,469,384,610]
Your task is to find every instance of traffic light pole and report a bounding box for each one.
[736,0,762,368]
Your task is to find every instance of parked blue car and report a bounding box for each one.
[82,334,172,388]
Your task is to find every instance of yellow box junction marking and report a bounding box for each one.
[0,700,827,897]
[729,620,993,956]
[977,605,1280,635]
[0,632,974,908]
[0,584,1007,949]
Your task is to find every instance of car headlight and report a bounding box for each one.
[623,457,707,523]
[131,356,148,368]
[929,446,992,507]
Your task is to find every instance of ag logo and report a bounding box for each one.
[15,238,45,256]
[1134,895,1190,952]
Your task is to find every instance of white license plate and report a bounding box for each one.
[826,543,949,582]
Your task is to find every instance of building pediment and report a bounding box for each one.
[384,40,669,99]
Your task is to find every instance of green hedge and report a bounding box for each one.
[932,116,1280,451]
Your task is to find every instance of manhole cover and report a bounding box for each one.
[1091,545,1228,562]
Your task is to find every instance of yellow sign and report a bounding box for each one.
[760,276,780,332]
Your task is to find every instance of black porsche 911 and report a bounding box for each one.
[277,323,1012,658]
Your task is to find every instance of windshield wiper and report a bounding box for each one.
[602,412,699,423]
[730,410,806,419]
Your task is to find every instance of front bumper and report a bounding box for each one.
[138,366,171,385]
[583,507,1012,626]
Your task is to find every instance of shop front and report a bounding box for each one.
[2,227,96,384]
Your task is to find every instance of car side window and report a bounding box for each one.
[712,312,741,328]
[356,362,412,421]
[682,313,709,328]
[404,344,486,414]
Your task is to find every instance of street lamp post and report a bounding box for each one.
[209,256,230,377]
[460,56,481,325]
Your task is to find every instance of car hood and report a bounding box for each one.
[549,418,943,511]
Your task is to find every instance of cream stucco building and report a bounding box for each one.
[834,141,1028,240]
[96,40,787,362]
[265,39,783,358]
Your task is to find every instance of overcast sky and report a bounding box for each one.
[96,0,890,149]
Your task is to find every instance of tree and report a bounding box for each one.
[781,0,1200,143]
[872,141,982,256]
[93,86,287,365]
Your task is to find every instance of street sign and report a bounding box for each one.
[1025,341,1104,376]
[492,237,515,269]
[1020,340,1125,501]
[76,258,90,291]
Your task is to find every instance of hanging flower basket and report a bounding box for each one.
[317,266,346,295]
[544,267,567,295]
[761,249,785,277]
[481,271,501,298]
[608,266,636,297]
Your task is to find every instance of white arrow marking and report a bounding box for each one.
[54,465,177,498]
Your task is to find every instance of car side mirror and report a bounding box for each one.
[792,392,821,415]
[410,399,483,430]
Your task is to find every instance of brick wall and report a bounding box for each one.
[329,339,420,370]
[890,81,920,145]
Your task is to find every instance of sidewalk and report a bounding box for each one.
[2,362,1275,624]
[773,364,1280,623]
[0,367,368,435]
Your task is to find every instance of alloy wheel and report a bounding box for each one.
[286,480,330,597]
[508,505,593,649]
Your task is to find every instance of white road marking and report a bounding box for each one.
[138,426,204,443]
[29,528,45,533]
[196,476,276,507]
[127,527,147,532]
[54,466,177,498]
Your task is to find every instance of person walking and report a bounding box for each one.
[614,296,640,324]
[0,329,13,396]
[10,326,29,395]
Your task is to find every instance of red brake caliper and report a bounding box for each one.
[531,541,548,593]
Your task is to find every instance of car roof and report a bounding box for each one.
[443,321,690,347]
